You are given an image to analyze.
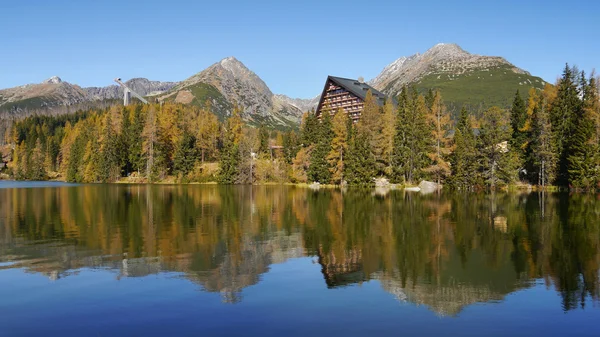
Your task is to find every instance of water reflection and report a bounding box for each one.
[0,185,598,315]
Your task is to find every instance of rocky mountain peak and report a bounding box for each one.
[43,76,63,84]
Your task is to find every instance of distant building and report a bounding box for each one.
[315,76,388,123]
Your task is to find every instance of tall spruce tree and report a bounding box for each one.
[568,71,597,189]
[450,107,478,190]
[551,64,582,186]
[478,106,518,188]
[345,129,375,185]
[308,111,333,183]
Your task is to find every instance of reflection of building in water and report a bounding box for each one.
[317,247,366,288]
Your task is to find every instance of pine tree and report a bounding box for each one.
[99,114,119,182]
[393,88,431,184]
[282,131,299,164]
[258,124,270,156]
[118,107,132,176]
[345,129,376,185]
[568,71,597,189]
[551,64,582,186]
[218,107,244,184]
[129,105,145,173]
[327,109,349,184]
[450,107,478,190]
[381,98,396,176]
[300,110,319,147]
[478,106,517,189]
[308,110,333,183]
[173,130,197,176]
[392,87,410,183]
[510,90,528,152]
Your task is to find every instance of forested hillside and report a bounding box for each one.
[4,65,600,190]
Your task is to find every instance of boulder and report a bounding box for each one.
[418,180,442,194]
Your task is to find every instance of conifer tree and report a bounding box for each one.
[381,98,396,175]
[526,88,557,186]
[308,110,333,183]
[196,107,220,163]
[173,130,197,176]
[218,108,244,183]
[393,88,430,184]
[568,71,597,189]
[327,109,349,184]
[129,105,145,173]
[282,131,299,164]
[392,87,410,183]
[478,106,518,188]
[551,64,582,186]
[99,114,119,182]
[450,107,478,190]
[356,90,385,174]
[258,124,270,156]
[510,90,528,153]
[345,129,375,185]
[425,91,452,184]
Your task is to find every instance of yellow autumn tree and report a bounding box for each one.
[425,91,452,184]
[326,109,348,184]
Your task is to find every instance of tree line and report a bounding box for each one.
[5,64,600,189]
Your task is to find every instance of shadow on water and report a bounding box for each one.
[0,184,598,315]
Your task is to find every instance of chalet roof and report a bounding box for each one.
[327,76,388,106]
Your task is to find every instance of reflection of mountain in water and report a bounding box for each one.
[0,185,598,314]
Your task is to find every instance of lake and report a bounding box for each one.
[0,182,598,336]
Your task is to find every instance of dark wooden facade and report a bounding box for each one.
[315,76,388,123]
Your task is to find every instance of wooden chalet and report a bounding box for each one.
[315,76,388,123]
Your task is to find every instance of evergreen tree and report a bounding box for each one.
[300,110,319,147]
[218,108,244,183]
[345,129,376,185]
[173,130,197,176]
[356,90,385,175]
[308,111,333,183]
[392,88,431,184]
[129,105,145,173]
[381,98,396,176]
[118,107,132,176]
[450,107,478,190]
[568,71,597,189]
[282,131,299,164]
[392,87,410,183]
[258,124,270,156]
[551,64,582,186]
[99,114,120,182]
[478,106,518,188]
[524,88,557,186]
[510,90,528,152]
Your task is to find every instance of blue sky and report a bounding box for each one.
[1,0,598,98]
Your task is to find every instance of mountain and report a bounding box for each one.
[159,57,303,129]
[0,76,176,117]
[369,43,547,113]
[274,94,320,113]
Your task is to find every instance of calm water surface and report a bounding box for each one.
[0,182,599,336]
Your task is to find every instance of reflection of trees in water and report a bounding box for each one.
[0,186,598,313]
